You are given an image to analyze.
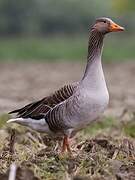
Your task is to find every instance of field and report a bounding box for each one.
[0,34,135,62]
[0,61,135,180]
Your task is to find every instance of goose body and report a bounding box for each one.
[64,55,109,132]
[7,17,124,153]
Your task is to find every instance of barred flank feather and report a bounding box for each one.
[9,83,78,118]
[45,104,69,133]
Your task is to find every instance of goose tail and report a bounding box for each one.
[7,117,50,133]
[7,118,23,124]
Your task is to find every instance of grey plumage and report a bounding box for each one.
[7,17,124,153]
[9,29,109,138]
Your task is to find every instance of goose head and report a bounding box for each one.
[92,17,124,34]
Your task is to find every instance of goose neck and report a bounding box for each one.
[82,30,104,81]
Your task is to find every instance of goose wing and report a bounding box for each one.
[9,82,78,118]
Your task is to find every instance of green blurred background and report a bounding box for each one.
[0,0,134,62]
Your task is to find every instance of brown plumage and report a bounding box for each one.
[9,82,78,118]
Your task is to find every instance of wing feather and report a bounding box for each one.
[9,82,78,118]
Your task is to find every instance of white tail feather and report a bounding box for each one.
[7,118,23,123]
[7,117,50,133]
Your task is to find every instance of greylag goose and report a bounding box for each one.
[7,18,124,154]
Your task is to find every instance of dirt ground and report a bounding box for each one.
[0,61,135,116]
[0,61,135,180]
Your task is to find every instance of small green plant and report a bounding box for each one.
[123,120,135,138]
[83,116,116,135]
[0,113,10,128]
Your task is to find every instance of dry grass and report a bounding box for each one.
[0,112,135,180]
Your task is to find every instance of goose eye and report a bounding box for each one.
[103,20,106,23]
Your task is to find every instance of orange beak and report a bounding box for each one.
[109,22,125,32]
